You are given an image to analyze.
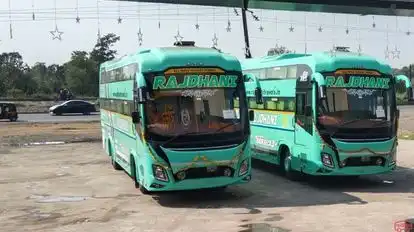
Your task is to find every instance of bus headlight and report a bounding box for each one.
[321,153,334,168]
[152,165,168,182]
[239,159,249,176]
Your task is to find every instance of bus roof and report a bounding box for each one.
[240,51,393,74]
[100,46,242,73]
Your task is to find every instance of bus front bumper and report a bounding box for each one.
[143,172,252,192]
[304,162,396,176]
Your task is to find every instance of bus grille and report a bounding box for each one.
[343,156,385,167]
[173,166,234,181]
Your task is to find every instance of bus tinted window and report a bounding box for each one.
[248,97,294,112]
[100,99,135,116]
[100,63,138,84]
[245,65,297,80]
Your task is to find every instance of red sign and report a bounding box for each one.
[394,220,414,232]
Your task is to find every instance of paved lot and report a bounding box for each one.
[16,113,100,123]
[0,141,413,232]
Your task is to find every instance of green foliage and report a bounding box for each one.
[0,33,120,99]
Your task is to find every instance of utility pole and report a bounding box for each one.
[241,0,252,59]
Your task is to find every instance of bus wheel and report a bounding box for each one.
[111,156,122,171]
[131,158,150,195]
[281,150,303,181]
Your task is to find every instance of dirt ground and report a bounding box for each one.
[0,141,413,232]
[0,122,101,146]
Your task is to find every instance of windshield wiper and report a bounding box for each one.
[161,122,240,147]
[328,119,361,137]
[367,120,391,128]
[213,121,240,134]
[161,131,200,147]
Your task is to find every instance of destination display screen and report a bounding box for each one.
[152,67,239,90]
[324,70,391,89]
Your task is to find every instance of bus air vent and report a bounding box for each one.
[173,41,195,47]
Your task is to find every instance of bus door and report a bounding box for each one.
[294,66,313,147]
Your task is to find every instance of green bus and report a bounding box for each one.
[241,49,413,180]
[99,42,252,194]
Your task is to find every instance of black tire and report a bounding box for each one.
[280,148,303,181]
[111,157,122,170]
[131,158,150,195]
[9,117,17,122]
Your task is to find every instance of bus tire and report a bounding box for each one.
[109,143,122,171]
[130,157,150,195]
[281,148,303,181]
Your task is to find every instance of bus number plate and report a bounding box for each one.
[361,156,371,162]
[207,166,218,173]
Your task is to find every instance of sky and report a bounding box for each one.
[0,0,413,68]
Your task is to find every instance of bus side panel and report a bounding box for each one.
[135,103,154,187]
[111,112,138,174]
[250,110,295,165]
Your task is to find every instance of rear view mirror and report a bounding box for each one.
[200,111,206,122]
[396,109,400,119]
[135,87,147,104]
[249,110,254,121]
[407,87,414,102]
[254,87,263,105]
[305,105,312,117]
[131,111,140,124]
[318,85,327,99]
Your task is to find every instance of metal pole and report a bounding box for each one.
[241,0,252,59]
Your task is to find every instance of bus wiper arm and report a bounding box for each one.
[213,121,240,134]
[161,131,200,147]
[329,119,361,137]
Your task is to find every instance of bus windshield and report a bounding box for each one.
[318,73,394,129]
[144,71,247,141]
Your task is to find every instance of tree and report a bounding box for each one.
[0,52,26,97]
[90,33,121,65]
[65,51,98,96]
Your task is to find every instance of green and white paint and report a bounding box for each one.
[152,75,238,89]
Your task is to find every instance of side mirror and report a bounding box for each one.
[200,111,206,122]
[135,87,147,104]
[131,111,140,124]
[305,105,312,117]
[249,110,254,121]
[243,74,251,82]
[396,109,400,118]
[318,85,327,99]
[254,87,263,105]
[407,87,414,101]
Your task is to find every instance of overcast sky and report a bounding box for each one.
[0,0,412,68]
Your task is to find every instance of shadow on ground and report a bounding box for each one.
[306,166,414,194]
[152,159,368,209]
[251,159,414,194]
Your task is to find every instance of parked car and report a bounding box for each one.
[49,100,96,116]
[0,102,18,121]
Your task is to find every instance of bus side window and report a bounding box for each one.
[296,93,306,115]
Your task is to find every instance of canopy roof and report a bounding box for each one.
[114,0,414,16]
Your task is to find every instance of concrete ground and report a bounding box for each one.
[0,141,413,232]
